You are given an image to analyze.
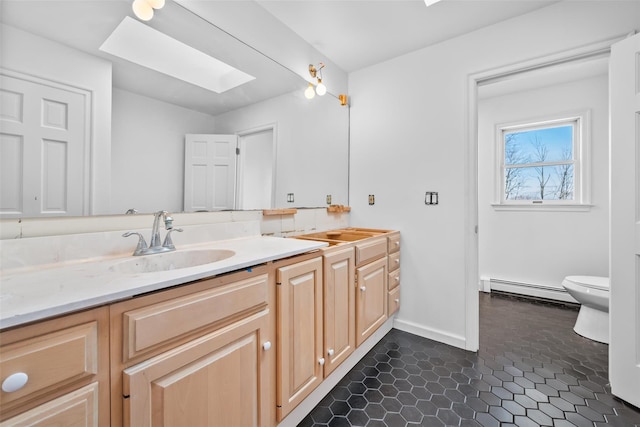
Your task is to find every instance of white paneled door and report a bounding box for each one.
[609,32,640,407]
[0,74,87,217]
[184,134,237,211]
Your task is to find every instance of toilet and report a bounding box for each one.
[562,276,610,344]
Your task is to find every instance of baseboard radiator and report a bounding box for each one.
[481,277,577,303]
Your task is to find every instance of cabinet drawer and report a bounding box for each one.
[0,322,98,407]
[388,251,400,272]
[355,237,387,266]
[388,286,400,315]
[388,269,400,291]
[0,382,99,427]
[123,273,268,359]
[387,233,400,254]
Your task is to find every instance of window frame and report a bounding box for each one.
[493,111,592,211]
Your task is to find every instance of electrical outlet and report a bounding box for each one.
[287,193,294,203]
[326,194,332,205]
[425,192,439,205]
[368,195,375,205]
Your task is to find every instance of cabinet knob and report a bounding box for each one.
[2,372,29,393]
[328,348,335,357]
[262,341,272,351]
[395,259,400,265]
[395,241,400,247]
[318,357,325,366]
[395,299,400,303]
[360,286,366,292]
[395,276,400,282]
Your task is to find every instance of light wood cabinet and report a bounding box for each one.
[123,309,270,427]
[275,256,323,421]
[322,246,355,377]
[0,307,110,426]
[355,256,388,347]
[110,266,275,427]
[387,232,401,315]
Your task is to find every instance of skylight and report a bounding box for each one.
[99,17,255,94]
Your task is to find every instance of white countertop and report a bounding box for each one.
[0,236,327,330]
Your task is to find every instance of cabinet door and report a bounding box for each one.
[356,257,388,347]
[123,310,272,427]
[276,257,323,421]
[323,247,355,377]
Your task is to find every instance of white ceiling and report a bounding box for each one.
[255,0,562,73]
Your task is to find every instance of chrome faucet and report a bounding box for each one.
[123,210,183,256]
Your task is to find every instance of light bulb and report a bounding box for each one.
[147,0,165,9]
[132,0,154,20]
[304,83,316,99]
[315,79,326,96]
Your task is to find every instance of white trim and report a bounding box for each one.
[393,318,467,350]
[235,122,278,210]
[491,203,593,212]
[0,68,93,216]
[465,35,625,356]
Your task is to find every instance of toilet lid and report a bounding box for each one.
[564,275,609,291]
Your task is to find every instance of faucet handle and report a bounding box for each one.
[123,232,148,256]
[162,228,183,250]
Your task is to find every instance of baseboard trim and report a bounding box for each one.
[393,318,466,350]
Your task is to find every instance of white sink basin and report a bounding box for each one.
[109,249,236,274]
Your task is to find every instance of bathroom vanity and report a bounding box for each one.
[0,227,400,426]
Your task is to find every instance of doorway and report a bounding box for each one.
[236,125,276,210]
[465,37,620,351]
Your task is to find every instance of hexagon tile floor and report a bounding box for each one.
[298,292,640,427]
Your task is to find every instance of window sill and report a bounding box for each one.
[491,203,593,212]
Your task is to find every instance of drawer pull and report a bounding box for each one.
[395,259,400,265]
[395,276,400,282]
[395,299,400,303]
[318,358,325,366]
[360,286,366,292]
[395,241,400,247]
[2,372,29,393]
[328,348,335,357]
[262,341,272,351]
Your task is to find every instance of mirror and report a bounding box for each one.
[0,0,349,217]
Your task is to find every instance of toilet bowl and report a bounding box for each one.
[562,275,609,344]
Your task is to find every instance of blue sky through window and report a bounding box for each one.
[503,124,574,200]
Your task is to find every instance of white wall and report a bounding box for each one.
[478,74,609,297]
[111,89,217,214]
[214,90,350,208]
[348,1,640,349]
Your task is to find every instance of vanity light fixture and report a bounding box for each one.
[306,62,327,98]
[424,0,442,6]
[132,0,164,21]
[304,82,316,99]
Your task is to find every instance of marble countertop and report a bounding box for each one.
[0,235,327,330]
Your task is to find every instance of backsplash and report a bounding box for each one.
[0,208,349,270]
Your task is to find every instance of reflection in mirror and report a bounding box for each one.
[0,0,349,217]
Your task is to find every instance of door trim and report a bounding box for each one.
[1,68,93,215]
[236,123,277,209]
[464,34,626,352]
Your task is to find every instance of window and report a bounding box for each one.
[495,112,590,209]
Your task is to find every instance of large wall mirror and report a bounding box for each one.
[0,0,349,217]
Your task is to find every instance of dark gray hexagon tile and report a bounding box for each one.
[400,405,423,423]
[364,403,386,420]
[298,293,640,427]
